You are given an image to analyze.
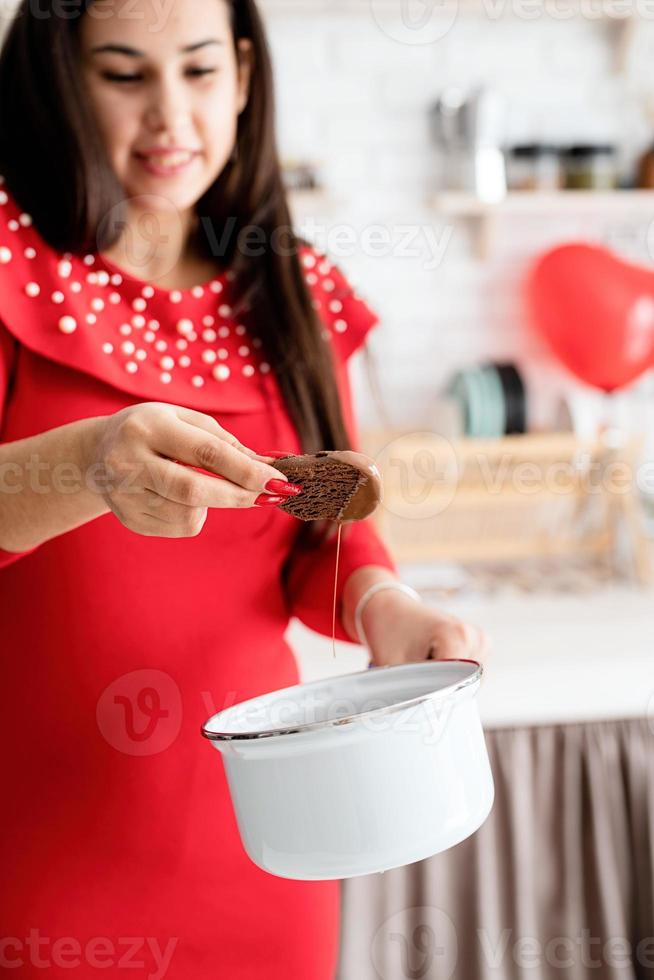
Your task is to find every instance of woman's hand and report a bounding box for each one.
[360,588,489,667]
[88,402,301,538]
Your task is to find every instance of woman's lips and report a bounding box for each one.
[134,150,200,177]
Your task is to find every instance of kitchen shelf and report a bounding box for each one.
[429,190,654,259]
[286,189,654,252]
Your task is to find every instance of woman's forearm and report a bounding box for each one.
[0,417,110,553]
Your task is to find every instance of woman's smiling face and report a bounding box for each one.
[80,0,252,211]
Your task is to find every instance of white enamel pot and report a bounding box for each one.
[201,660,494,880]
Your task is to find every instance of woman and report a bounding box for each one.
[0,1,484,976]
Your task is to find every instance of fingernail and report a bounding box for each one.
[255,494,287,507]
[265,479,302,495]
[261,451,291,459]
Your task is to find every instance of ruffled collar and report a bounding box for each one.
[0,180,367,412]
[0,183,283,410]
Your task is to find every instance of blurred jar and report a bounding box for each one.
[563,144,618,190]
[507,144,563,191]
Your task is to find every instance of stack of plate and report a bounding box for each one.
[448,363,526,438]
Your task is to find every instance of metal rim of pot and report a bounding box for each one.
[201,659,483,743]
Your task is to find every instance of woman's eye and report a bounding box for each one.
[102,71,142,84]
[186,68,217,79]
[99,67,217,84]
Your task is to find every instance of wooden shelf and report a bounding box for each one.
[285,189,654,252]
[429,190,654,259]
[360,430,652,581]
[431,189,654,215]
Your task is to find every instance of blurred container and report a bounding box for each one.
[563,145,618,190]
[281,159,321,192]
[507,144,563,191]
[448,363,526,438]
[431,86,507,202]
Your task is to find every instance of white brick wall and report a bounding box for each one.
[262,3,654,455]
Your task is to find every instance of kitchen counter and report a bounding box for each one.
[286,583,654,729]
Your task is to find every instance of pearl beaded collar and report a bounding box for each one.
[0,177,371,411]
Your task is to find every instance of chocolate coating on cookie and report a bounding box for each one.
[270,450,382,522]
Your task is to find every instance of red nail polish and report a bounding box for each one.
[255,494,287,507]
[265,479,302,495]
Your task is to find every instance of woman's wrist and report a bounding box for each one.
[341,565,401,642]
[77,414,108,475]
[354,582,422,647]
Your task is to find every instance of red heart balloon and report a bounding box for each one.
[527,244,654,392]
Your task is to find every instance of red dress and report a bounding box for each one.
[0,186,396,979]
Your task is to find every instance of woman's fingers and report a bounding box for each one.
[145,458,267,509]
[428,622,488,662]
[137,509,208,538]
[141,489,206,521]
[160,406,289,468]
[427,619,483,660]
[93,403,297,538]
[149,418,289,494]
[174,407,262,460]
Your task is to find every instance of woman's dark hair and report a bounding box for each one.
[0,0,354,584]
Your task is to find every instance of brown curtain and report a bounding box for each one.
[338,718,654,980]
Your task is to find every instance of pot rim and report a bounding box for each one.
[201,659,483,743]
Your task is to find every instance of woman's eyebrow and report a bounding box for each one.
[90,39,225,57]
